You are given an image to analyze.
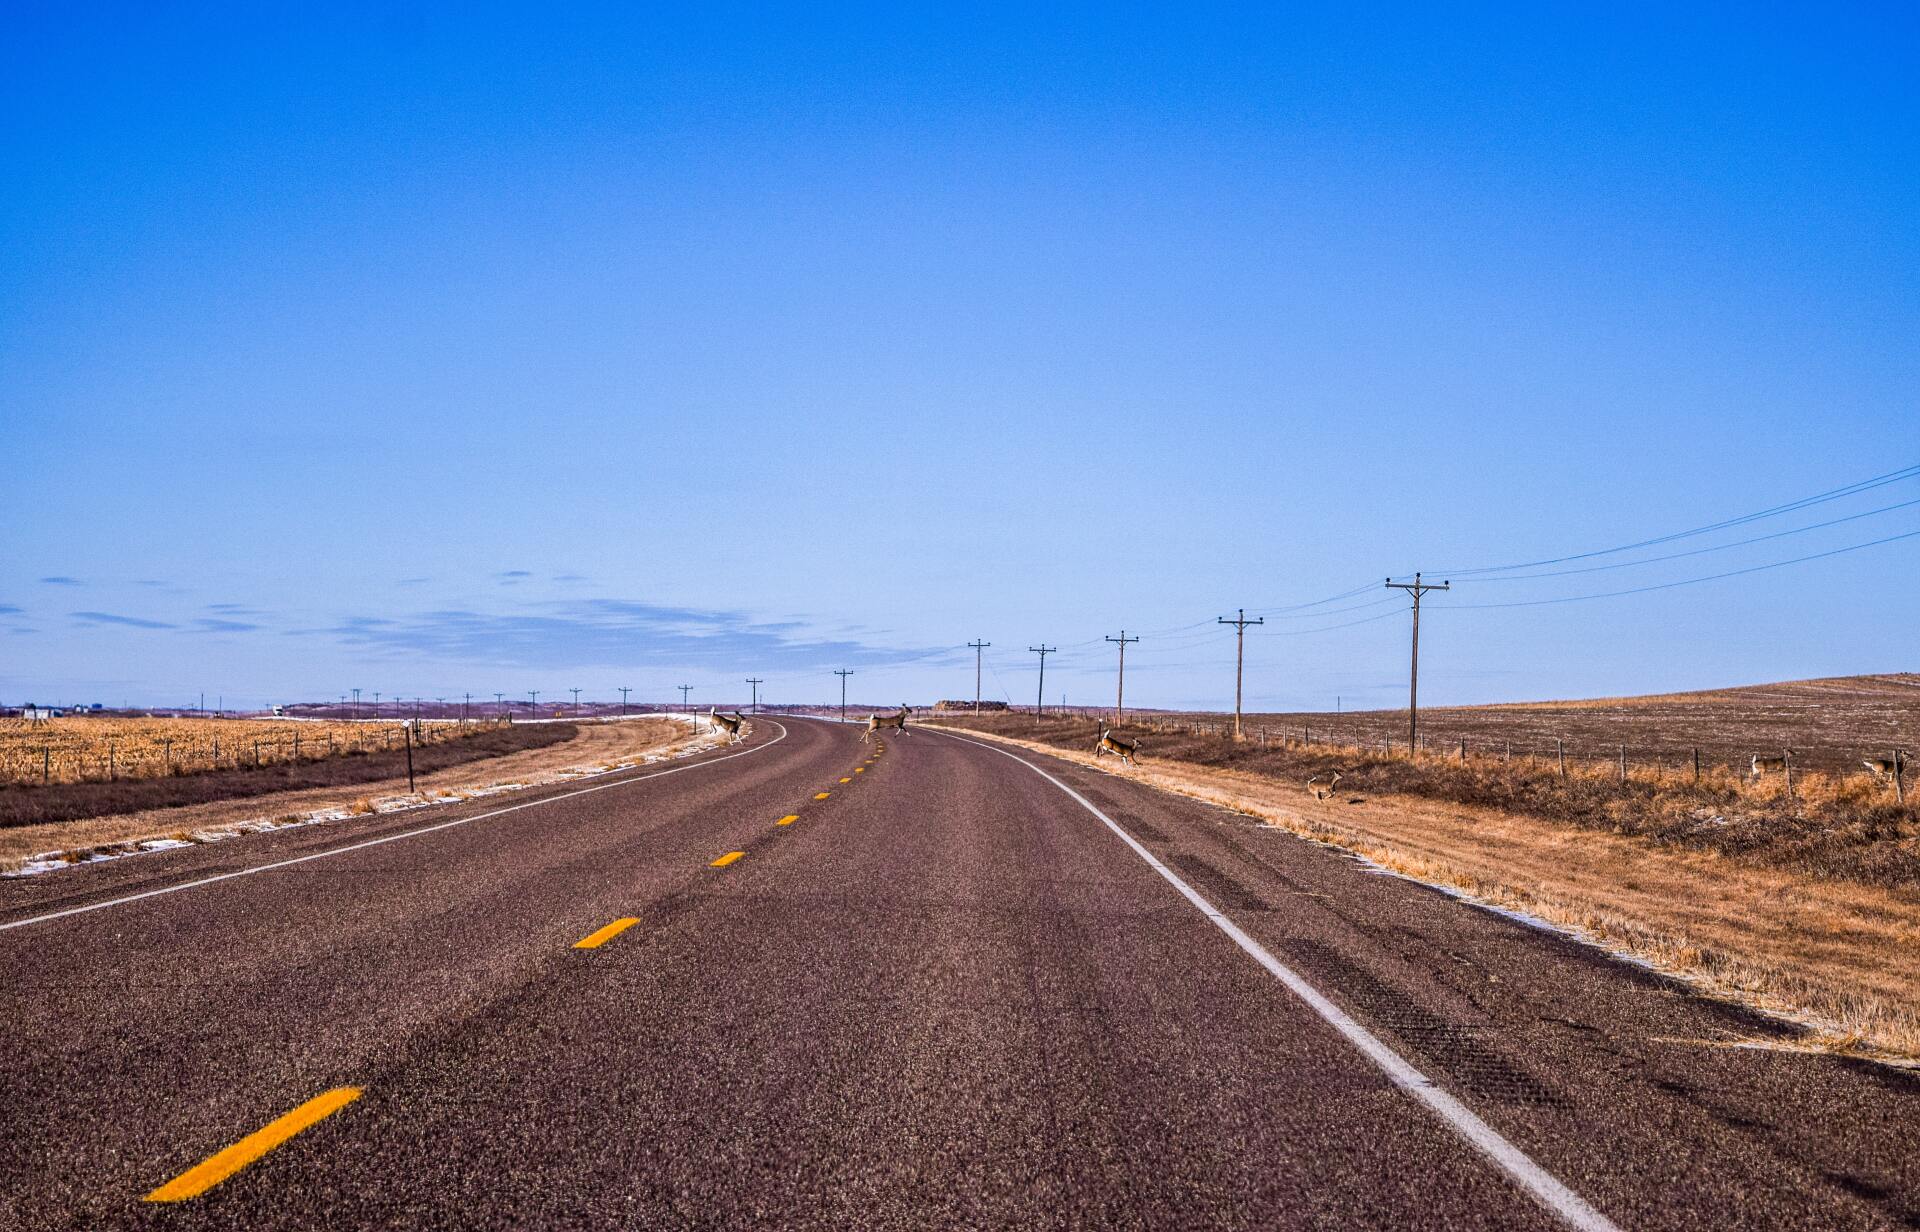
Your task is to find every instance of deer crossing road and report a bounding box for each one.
[2,715,1915,1229]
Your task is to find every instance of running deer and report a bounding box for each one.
[862,705,910,743]
[708,707,744,742]
[1093,724,1139,766]
[1306,772,1343,801]
[1863,752,1907,778]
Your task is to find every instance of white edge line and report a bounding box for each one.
[0,721,790,934]
[930,728,1621,1232]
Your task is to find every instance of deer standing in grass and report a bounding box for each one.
[1750,752,1788,777]
[862,705,910,743]
[1863,753,1907,778]
[1093,724,1139,766]
[708,707,744,742]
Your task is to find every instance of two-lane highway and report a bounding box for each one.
[3,715,1917,1228]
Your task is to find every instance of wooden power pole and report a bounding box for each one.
[1217,609,1264,738]
[1105,630,1139,720]
[746,677,763,714]
[834,669,854,724]
[1386,572,1450,753]
[1028,646,1056,716]
[967,640,991,711]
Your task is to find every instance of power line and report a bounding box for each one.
[1467,493,1920,583]
[1436,525,1920,609]
[1438,462,1920,578]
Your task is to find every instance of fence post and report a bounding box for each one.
[405,722,416,794]
[1557,738,1566,780]
[1895,749,1906,805]
[1618,744,1626,784]
[1458,738,1466,763]
[108,740,115,782]
[1692,746,1699,783]
[1784,749,1794,799]
[42,746,50,784]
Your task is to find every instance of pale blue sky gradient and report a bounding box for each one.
[4,3,1916,709]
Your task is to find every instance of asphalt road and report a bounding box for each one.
[3,715,1917,1229]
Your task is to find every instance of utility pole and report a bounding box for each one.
[1386,572,1450,753]
[570,687,581,716]
[746,677,763,714]
[494,692,504,716]
[351,688,360,719]
[618,686,631,715]
[1028,645,1056,716]
[528,690,538,719]
[1217,609,1264,739]
[462,691,470,722]
[677,684,692,714]
[967,640,991,711]
[1105,630,1139,720]
[834,670,854,724]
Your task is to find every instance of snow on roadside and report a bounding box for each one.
[5,716,730,879]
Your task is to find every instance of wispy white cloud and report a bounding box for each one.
[71,611,175,629]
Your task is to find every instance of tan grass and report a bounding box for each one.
[0,716,492,785]
[1,718,697,872]
[938,725,1920,1064]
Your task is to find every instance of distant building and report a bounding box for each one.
[21,704,60,721]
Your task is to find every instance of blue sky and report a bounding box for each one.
[4,3,1916,711]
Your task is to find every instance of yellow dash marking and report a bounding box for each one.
[145,1087,362,1202]
[574,917,641,949]
[839,777,852,783]
[854,767,864,773]
[711,851,745,867]
[814,792,831,800]
[776,814,799,826]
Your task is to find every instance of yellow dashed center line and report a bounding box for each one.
[574,917,641,949]
[145,1087,363,1202]
[776,814,799,826]
[710,851,746,867]
[854,767,864,773]
[814,791,831,800]
[839,777,852,784]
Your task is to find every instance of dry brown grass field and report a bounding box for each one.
[1233,672,1919,775]
[0,715,497,785]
